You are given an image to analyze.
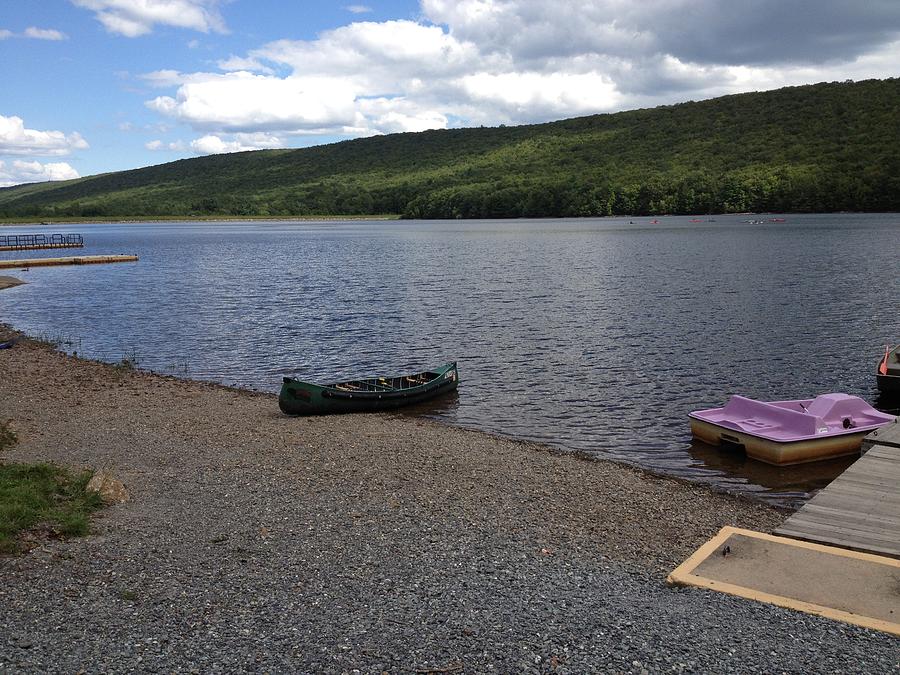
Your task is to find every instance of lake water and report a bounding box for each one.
[2,214,898,506]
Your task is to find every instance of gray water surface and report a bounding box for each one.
[2,214,898,506]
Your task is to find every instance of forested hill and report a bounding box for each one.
[2,78,900,220]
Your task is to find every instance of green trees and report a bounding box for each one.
[2,78,900,219]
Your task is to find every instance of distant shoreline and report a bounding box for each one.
[2,211,889,227]
[0,214,400,226]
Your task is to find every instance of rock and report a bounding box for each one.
[86,470,129,504]
[0,276,26,291]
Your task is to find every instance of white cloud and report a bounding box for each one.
[356,97,449,133]
[144,20,487,137]
[459,71,622,117]
[190,132,283,155]
[344,4,373,13]
[72,0,227,37]
[139,0,900,144]
[145,139,186,151]
[23,27,67,40]
[422,0,900,67]
[140,69,186,88]
[0,160,79,188]
[0,27,68,40]
[252,20,481,83]
[0,115,89,156]
[217,55,274,75]
[147,71,359,132]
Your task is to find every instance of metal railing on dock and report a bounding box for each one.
[0,233,84,251]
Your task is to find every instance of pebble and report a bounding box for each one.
[0,330,897,672]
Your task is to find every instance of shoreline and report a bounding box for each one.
[0,275,25,290]
[1,211,891,227]
[0,284,788,509]
[0,322,785,568]
[2,325,895,670]
[0,215,400,226]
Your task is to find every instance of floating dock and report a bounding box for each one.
[0,233,84,251]
[671,415,900,636]
[0,254,138,269]
[775,419,900,558]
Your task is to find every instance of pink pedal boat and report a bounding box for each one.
[689,393,896,466]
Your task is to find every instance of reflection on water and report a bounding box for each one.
[874,393,900,416]
[685,440,857,508]
[392,390,461,418]
[1,214,899,506]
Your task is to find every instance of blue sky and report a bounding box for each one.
[2,0,900,187]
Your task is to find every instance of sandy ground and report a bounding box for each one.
[0,326,783,571]
[10,326,890,672]
[0,276,24,290]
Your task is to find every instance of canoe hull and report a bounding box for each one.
[689,417,870,466]
[876,373,900,394]
[279,363,458,415]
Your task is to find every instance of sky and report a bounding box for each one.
[2,1,900,188]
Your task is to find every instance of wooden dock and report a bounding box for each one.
[0,233,83,251]
[775,419,900,558]
[0,255,138,269]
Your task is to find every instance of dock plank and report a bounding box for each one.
[775,442,900,558]
[777,520,898,548]
[788,508,900,535]
[829,473,898,491]
[863,420,900,450]
[816,483,900,504]
[786,499,900,526]
[778,514,898,543]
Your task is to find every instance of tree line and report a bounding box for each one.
[2,78,899,219]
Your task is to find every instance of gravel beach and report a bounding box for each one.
[0,325,896,673]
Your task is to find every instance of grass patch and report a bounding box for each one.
[118,589,139,601]
[31,331,81,352]
[114,356,136,372]
[0,421,103,554]
[0,463,103,554]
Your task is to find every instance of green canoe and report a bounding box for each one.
[279,362,459,415]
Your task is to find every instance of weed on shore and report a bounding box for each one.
[0,420,103,554]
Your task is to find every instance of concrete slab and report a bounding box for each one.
[668,526,900,636]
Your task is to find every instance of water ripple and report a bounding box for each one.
[2,214,899,506]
